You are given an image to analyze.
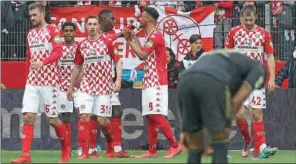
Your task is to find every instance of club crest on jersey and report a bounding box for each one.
[99,42,105,48]
[54,36,62,43]
[67,52,74,59]
[145,40,153,48]
[90,49,97,56]
[244,38,252,46]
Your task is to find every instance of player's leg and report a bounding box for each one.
[236,97,252,157]
[40,86,71,162]
[198,76,232,164]
[88,115,98,154]
[75,92,94,159]
[109,92,129,157]
[58,90,74,156]
[250,89,277,159]
[93,95,113,158]
[11,85,39,163]
[178,74,204,164]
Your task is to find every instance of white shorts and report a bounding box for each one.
[142,85,168,116]
[75,92,112,117]
[22,85,59,118]
[111,92,121,106]
[57,90,79,113]
[243,88,266,109]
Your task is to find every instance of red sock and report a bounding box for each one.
[101,122,113,145]
[64,123,71,150]
[147,117,158,154]
[111,118,122,147]
[149,115,179,148]
[55,123,68,151]
[252,121,266,154]
[236,119,252,143]
[78,120,90,155]
[89,120,98,149]
[22,123,34,155]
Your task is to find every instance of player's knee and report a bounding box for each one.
[112,105,122,118]
[235,107,246,122]
[91,115,97,121]
[209,128,230,142]
[252,109,263,122]
[47,117,60,127]
[186,130,205,151]
[96,116,110,126]
[23,112,35,124]
[80,114,91,121]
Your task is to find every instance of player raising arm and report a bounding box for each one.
[123,7,182,158]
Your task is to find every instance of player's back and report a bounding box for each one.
[183,50,264,94]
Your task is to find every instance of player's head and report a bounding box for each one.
[189,34,202,52]
[62,22,76,43]
[241,5,257,30]
[98,9,115,32]
[86,16,100,37]
[28,3,45,28]
[139,7,159,28]
[166,47,175,64]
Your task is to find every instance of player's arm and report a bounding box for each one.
[123,29,153,60]
[264,31,276,90]
[225,28,235,49]
[232,61,267,114]
[25,41,31,78]
[42,26,63,65]
[68,45,83,101]
[107,38,123,92]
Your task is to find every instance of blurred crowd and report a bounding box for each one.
[1,1,296,88]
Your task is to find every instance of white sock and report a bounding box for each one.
[114,146,122,153]
[260,143,267,152]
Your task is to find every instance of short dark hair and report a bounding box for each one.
[62,22,76,31]
[28,3,45,13]
[166,47,175,59]
[98,9,113,19]
[189,34,202,44]
[241,5,257,17]
[144,7,159,21]
[86,15,99,23]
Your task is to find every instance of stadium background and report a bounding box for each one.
[1,0,296,153]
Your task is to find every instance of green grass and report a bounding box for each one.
[2,150,296,163]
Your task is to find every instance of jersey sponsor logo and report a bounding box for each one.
[145,40,153,48]
[54,36,62,43]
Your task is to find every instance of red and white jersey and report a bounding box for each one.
[26,24,63,86]
[142,30,168,89]
[74,34,120,96]
[58,41,79,92]
[225,25,274,64]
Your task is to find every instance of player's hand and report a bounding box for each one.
[243,1,255,7]
[31,61,44,70]
[1,83,6,91]
[113,80,121,93]
[268,79,276,92]
[213,3,219,9]
[123,29,133,41]
[67,88,73,101]
[180,132,189,151]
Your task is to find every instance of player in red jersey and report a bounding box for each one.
[11,3,69,163]
[123,7,182,158]
[57,22,81,157]
[67,16,121,159]
[225,5,278,159]
[98,9,131,158]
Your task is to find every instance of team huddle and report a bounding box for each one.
[11,2,278,164]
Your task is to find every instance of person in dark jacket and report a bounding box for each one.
[166,47,180,88]
[275,48,296,88]
[180,34,205,73]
